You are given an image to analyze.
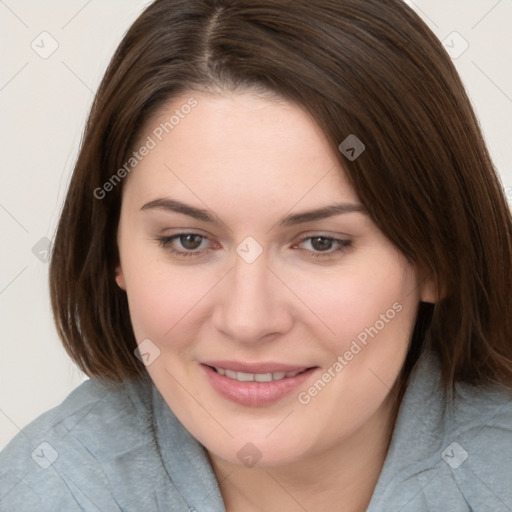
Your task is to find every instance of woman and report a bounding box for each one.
[1,0,511,510]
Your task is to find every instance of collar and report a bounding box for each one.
[151,381,226,512]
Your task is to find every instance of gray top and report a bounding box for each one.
[1,349,511,511]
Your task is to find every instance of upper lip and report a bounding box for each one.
[202,361,314,374]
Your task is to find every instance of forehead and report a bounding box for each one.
[123,91,359,208]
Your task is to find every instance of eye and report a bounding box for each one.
[176,234,204,250]
[156,233,212,257]
[296,235,352,259]
[309,237,334,251]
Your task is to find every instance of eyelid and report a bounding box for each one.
[155,231,353,260]
[156,232,216,255]
[292,234,352,258]
[294,228,352,237]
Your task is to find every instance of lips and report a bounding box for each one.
[210,366,303,382]
[202,360,310,374]
[200,361,317,407]
[203,361,310,382]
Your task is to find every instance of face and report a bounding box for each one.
[115,90,434,467]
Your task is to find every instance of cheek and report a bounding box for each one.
[122,253,222,354]
[121,252,193,343]
[285,255,417,352]
[298,272,417,441]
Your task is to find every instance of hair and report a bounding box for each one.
[49,0,512,394]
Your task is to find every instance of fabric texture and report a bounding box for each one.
[1,349,511,511]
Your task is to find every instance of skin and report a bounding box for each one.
[115,90,436,511]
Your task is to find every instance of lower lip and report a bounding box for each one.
[201,364,316,407]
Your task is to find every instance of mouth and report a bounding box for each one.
[200,361,317,407]
[207,365,307,382]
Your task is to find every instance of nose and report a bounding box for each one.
[212,249,293,344]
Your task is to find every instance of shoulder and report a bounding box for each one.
[441,374,512,510]
[369,350,512,511]
[0,375,155,511]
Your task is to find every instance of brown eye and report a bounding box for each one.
[179,234,203,250]
[310,236,334,251]
[296,235,352,259]
[156,233,211,258]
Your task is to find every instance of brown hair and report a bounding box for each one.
[50,0,512,391]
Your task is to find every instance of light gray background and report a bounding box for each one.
[1,0,511,450]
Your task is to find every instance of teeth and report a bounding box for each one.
[237,371,255,382]
[225,369,238,379]
[214,367,302,382]
[255,373,272,382]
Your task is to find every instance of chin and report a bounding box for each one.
[203,430,313,469]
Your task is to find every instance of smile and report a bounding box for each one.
[210,366,304,382]
[200,362,317,407]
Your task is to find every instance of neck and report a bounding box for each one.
[208,388,401,512]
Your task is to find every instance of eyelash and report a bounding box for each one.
[304,238,352,258]
[155,233,352,260]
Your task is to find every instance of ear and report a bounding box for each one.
[115,265,126,291]
[419,279,436,303]
[419,275,443,304]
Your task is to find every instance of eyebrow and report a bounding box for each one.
[140,197,366,226]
